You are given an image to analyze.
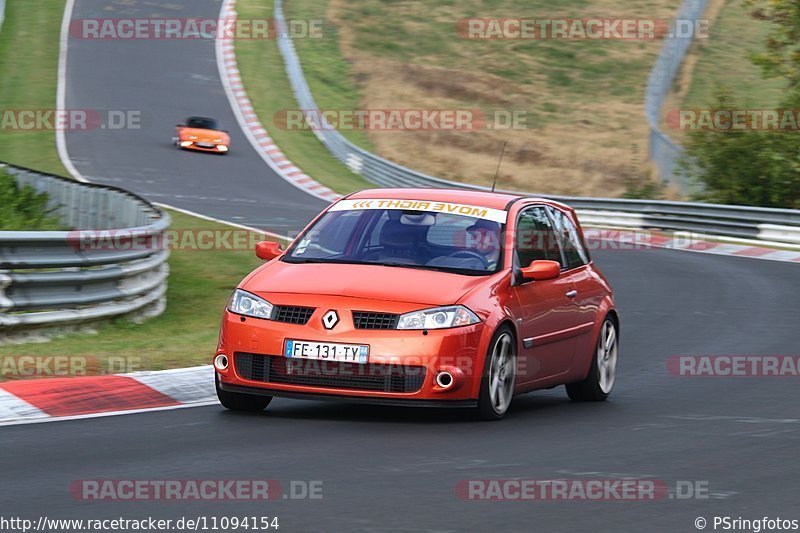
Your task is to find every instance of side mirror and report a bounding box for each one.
[255,241,282,260]
[520,260,560,281]
[176,123,185,128]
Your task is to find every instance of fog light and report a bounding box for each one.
[214,354,229,371]
[180,141,193,147]
[435,371,454,390]
[217,145,228,152]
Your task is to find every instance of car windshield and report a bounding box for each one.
[284,207,504,275]
[186,117,219,130]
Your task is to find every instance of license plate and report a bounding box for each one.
[284,339,369,364]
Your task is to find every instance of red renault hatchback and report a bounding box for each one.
[215,189,618,419]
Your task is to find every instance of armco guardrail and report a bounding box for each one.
[645,0,708,193]
[0,163,170,341]
[543,196,800,245]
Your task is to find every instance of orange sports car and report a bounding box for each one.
[214,189,618,419]
[173,116,229,154]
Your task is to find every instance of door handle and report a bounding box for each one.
[565,290,578,298]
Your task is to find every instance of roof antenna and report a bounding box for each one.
[491,141,507,192]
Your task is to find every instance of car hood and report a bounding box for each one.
[241,261,488,306]
[178,127,228,142]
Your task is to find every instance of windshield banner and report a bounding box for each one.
[329,199,507,224]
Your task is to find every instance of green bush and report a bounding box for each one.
[681,89,800,209]
[0,169,64,230]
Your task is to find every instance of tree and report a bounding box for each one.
[745,0,800,88]
[679,1,800,208]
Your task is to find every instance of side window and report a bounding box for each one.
[548,207,590,269]
[515,206,562,267]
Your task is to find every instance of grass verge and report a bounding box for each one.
[679,0,784,113]
[0,168,64,230]
[0,0,69,175]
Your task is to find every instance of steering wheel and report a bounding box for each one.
[445,250,489,268]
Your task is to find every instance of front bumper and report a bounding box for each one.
[215,306,491,402]
[218,382,478,408]
[181,142,228,153]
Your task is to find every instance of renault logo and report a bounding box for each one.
[322,310,339,330]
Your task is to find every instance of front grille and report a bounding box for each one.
[235,353,426,393]
[272,306,315,325]
[352,311,399,330]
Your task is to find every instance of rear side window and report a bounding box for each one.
[548,207,590,269]
[515,206,561,266]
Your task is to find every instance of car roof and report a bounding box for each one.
[346,188,553,211]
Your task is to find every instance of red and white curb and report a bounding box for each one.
[661,239,800,262]
[0,366,216,426]
[588,231,800,263]
[217,0,340,203]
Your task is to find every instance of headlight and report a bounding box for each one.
[189,135,198,140]
[397,305,480,330]
[227,289,273,319]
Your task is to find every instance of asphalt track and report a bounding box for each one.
[62,0,326,234]
[2,0,799,531]
[3,249,799,531]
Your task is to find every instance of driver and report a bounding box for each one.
[464,220,501,268]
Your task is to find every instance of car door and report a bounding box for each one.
[511,205,586,385]
[547,206,601,360]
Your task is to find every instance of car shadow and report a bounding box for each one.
[215,390,585,425]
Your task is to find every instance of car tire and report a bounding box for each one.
[566,317,618,402]
[216,374,272,412]
[476,326,517,421]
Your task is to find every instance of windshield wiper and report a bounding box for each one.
[283,257,358,264]
[284,258,486,275]
[378,261,467,274]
